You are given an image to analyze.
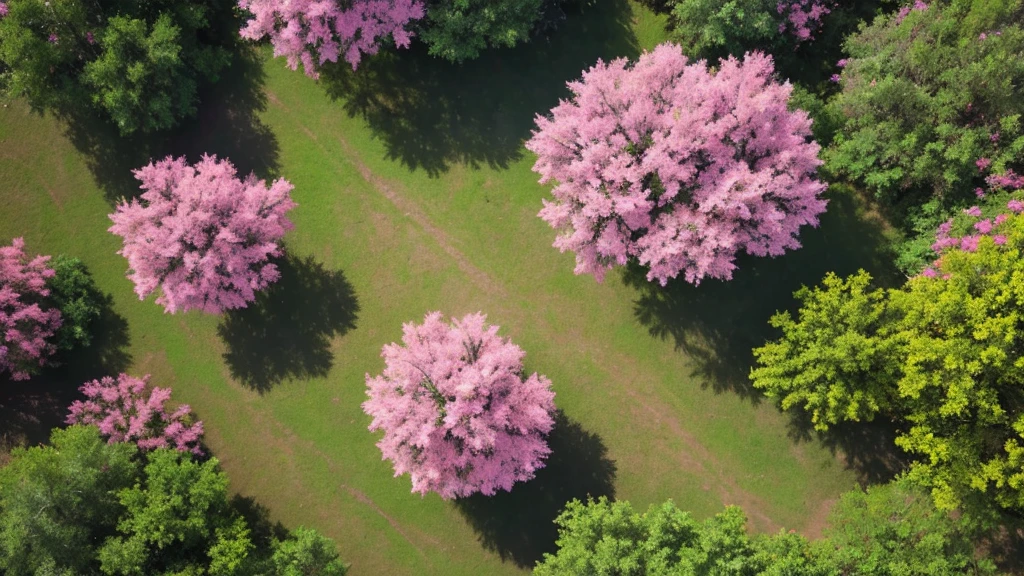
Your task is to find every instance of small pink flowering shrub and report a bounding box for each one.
[777,0,833,42]
[0,238,62,381]
[109,155,296,314]
[363,312,556,499]
[527,43,827,286]
[67,373,204,455]
[238,0,425,78]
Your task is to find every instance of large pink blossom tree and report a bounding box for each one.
[109,155,296,314]
[526,43,828,286]
[0,238,62,381]
[238,0,425,78]
[363,312,556,499]
[67,373,205,455]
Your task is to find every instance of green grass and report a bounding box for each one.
[0,2,900,574]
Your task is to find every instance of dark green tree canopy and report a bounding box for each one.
[418,0,546,62]
[0,0,230,134]
[0,425,346,576]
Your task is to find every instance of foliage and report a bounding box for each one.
[0,0,229,134]
[826,0,1024,203]
[534,497,825,575]
[0,426,137,576]
[67,373,205,455]
[0,237,61,380]
[419,0,544,62]
[97,449,251,575]
[46,255,102,351]
[238,0,425,78]
[667,0,833,59]
[0,425,346,575]
[816,479,996,575]
[363,311,556,499]
[109,155,296,314]
[270,527,348,576]
[751,270,902,430]
[526,43,827,286]
[537,487,995,576]
[753,204,1024,513]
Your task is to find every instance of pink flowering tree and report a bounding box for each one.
[66,373,204,455]
[777,0,833,43]
[363,312,556,499]
[0,238,62,381]
[109,155,296,314]
[527,43,827,286]
[238,0,425,78]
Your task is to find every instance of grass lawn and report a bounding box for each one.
[0,2,902,574]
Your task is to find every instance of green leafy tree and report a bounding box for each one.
[0,426,137,576]
[815,479,996,575]
[534,497,823,575]
[826,0,1024,259]
[751,270,903,430]
[752,208,1024,514]
[668,0,782,59]
[98,449,252,575]
[270,527,348,576]
[47,255,103,351]
[0,0,229,134]
[0,425,346,575]
[419,0,545,62]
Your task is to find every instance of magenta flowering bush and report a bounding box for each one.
[238,0,425,78]
[777,0,833,42]
[109,155,296,314]
[527,43,827,286]
[363,312,556,499]
[67,373,204,455]
[0,238,62,381]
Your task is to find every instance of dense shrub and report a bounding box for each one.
[419,0,545,62]
[46,255,102,351]
[826,0,1024,271]
[0,0,231,134]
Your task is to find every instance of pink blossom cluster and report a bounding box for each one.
[987,170,1024,190]
[922,195,1024,277]
[0,238,61,381]
[527,44,827,286]
[895,0,928,24]
[238,0,425,78]
[777,0,833,43]
[0,3,8,18]
[109,155,295,314]
[363,312,556,499]
[67,373,204,455]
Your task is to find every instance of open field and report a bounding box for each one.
[0,2,902,574]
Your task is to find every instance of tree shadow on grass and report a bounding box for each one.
[217,253,359,393]
[60,47,280,204]
[625,185,908,484]
[453,410,617,568]
[0,291,130,460]
[318,0,640,177]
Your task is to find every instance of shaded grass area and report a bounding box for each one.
[625,185,908,485]
[218,251,360,393]
[318,0,641,176]
[454,411,617,567]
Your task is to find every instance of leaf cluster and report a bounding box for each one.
[419,0,546,62]
[0,425,347,576]
[0,0,230,134]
